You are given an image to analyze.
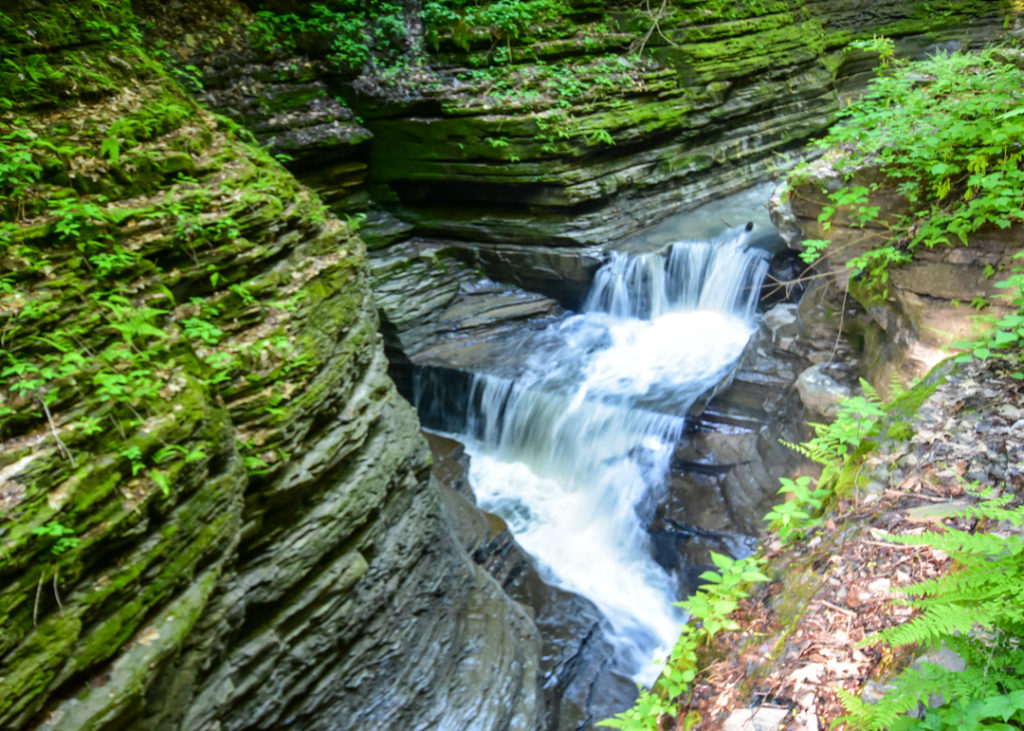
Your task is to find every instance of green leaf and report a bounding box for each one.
[979,694,1016,722]
[100,135,120,164]
[709,551,733,571]
[149,469,171,496]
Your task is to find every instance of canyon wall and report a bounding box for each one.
[0,3,539,728]
[0,1,1015,729]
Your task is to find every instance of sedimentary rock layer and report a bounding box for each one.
[0,3,540,728]
[150,0,1008,246]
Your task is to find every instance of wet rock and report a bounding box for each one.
[796,363,854,418]
[663,322,818,539]
[764,304,801,352]
[368,239,563,396]
[428,435,639,730]
[446,242,605,311]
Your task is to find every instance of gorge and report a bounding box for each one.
[1,1,1021,730]
[422,226,770,684]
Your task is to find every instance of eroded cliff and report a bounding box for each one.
[0,3,540,728]
[2,1,1019,730]
[146,0,1007,250]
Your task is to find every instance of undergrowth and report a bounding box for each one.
[791,41,1024,300]
[776,37,1024,731]
[597,552,770,731]
[759,375,1024,730]
[838,490,1024,730]
[0,1,334,576]
[601,359,1023,731]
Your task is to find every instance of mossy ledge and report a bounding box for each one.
[0,2,541,728]
[146,0,1010,246]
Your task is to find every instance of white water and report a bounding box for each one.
[433,227,768,681]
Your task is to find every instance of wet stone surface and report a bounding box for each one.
[426,433,637,731]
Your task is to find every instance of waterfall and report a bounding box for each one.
[422,226,769,681]
[584,232,768,319]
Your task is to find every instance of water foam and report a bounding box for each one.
[429,227,768,681]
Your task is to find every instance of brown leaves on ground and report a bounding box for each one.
[674,362,1024,730]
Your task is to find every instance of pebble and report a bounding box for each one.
[722,707,789,731]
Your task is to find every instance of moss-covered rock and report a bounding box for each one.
[148,0,1009,247]
[1,2,542,728]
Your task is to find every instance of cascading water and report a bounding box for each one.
[420,226,769,682]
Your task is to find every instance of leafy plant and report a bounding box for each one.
[249,2,406,75]
[790,46,1024,294]
[763,475,830,545]
[598,553,769,730]
[788,381,884,464]
[766,381,887,543]
[955,252,1024,379]
[838,490,1024,730]
[422,0,570,52]
[31,522,80,556]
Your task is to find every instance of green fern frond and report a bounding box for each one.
[956,491,1024,526]
[837,667,932,730]
[860,377,881,403]
[845,490,1024,728]
[779,437,818,462]
[878,604,979,648]
[887,528,1020,560]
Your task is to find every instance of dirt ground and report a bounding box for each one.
[674,361,1024,730]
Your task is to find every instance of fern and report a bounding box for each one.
[840,491,1024,730]
[783,379,886,470]
[597,554,769,730]
[767,382,890,544]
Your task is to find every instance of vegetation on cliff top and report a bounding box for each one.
[793,42,1024,298]
[792,40,1024,376]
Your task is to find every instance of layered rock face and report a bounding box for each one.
[2,2,1017,730]
[0,3,540,729]
[150,0,1007,251]
[128,3,1013,464]
[140,0,1011,398]
[774,159,1022,391]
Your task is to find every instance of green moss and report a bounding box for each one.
[0,611,83,721]
[48,567,221,729]
[0,0,357,723]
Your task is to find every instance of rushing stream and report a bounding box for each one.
[421,225,770,682]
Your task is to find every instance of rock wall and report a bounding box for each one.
[0,2,540,728]
[149,0,1008,251]
[137,1,1013,413]
[774,158,1022,391]
[2,2,1017,730]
